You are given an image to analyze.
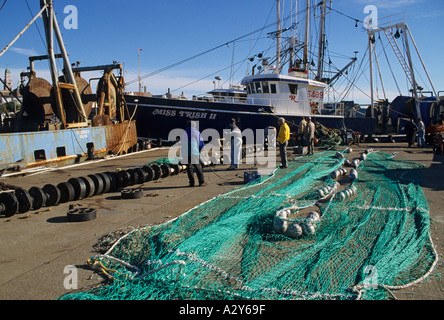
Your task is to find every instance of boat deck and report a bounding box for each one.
[0,143,442,300]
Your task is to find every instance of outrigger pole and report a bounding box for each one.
[367,18,438,120]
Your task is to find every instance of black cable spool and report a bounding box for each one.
[116,170,131,188]
[160,164,171,178]
[104,172,118,192]
[98,173,112,193]
[28,186,48,210]
[15,188,33,214]
[88,174,105,196]
[150,164,162,180]
[170,164,180,176]
[57,182,75,203]
[67,178,87,200]
[0,192,19,217]
[135,167,148,183]
[43,184,61,207]
[79,176,96,198]
[141,165,154,182]
[126,168,140,185]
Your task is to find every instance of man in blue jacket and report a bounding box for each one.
[181,121,206,187]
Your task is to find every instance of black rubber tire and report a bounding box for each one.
[170,164,180,175]
[88,174,105,196]
[142,165,154,182]
[68,178,87,200]
[43,184,61,207]
[151,164,162,180]
[116,170,131,188]
[67,207,97,222]
[106,171,119,191]
[0,192,19,217]
[121,188,143,199]
[135,167,148,183]
[15,188,33,213]
[160,164,170,178]
[98,173,112,193]
[57,182,75,203]
[79,176,95,198]
[127,169,140,185]
[28,186,48,210]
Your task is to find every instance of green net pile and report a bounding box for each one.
[314,122,343,147]
[59,150,437,300]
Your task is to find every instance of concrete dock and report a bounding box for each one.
[0,143,442,300]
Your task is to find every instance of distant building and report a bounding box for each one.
[4,67,12,91]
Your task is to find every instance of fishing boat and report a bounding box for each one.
[0,0,138,173]
[124,0,377,142]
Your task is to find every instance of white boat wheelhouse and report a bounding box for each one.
[241,70,328,116]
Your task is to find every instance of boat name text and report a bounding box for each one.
[152,108,217,120]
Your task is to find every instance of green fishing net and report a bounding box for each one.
[59,149,437,300]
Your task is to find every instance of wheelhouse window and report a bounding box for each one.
[248,83,256,94]
[270,83,277,94]
[289,84,298,95]
[262,82,270,94]
[255,82,262,94]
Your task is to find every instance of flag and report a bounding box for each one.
[138,49,143,51]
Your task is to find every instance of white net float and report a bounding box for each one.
[285,222,303,239]
[336,191,346,201]
[273,216,288,234]
[331,170,339,179]
[307,211,320,221]
[302,221,316,236]
[352,159,360,169]
[349,169,358,180]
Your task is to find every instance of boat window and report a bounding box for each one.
[262,82,270,94]
[34,149,46,162]
[270,83,277,94]
[255,82,262,94]
[56,147,66,157]
[249,83,255,94]
[289,84,298,95]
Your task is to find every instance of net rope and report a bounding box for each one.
[59,149,438,300]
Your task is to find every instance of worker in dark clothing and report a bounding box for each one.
[181,121,206,187]
[404,118,416,148]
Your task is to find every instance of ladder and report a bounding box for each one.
[384,27,417,89]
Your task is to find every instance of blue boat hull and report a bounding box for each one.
[125,95,377,141]
[0,121,138,168]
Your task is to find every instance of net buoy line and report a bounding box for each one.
[59,149,437,301]
[62,150,356,298]
[83,151,335,282]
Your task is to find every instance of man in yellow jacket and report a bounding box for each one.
[277,117,290,168]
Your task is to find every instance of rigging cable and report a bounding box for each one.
[0,0,7,12]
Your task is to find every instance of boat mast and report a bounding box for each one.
[40,0,87,125]
[303,0,310,72]
[276,0,281,74]
[316,0,327,81]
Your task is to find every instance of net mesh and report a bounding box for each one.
[59,150,437,300]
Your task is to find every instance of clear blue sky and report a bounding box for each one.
[1,0,443,104]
